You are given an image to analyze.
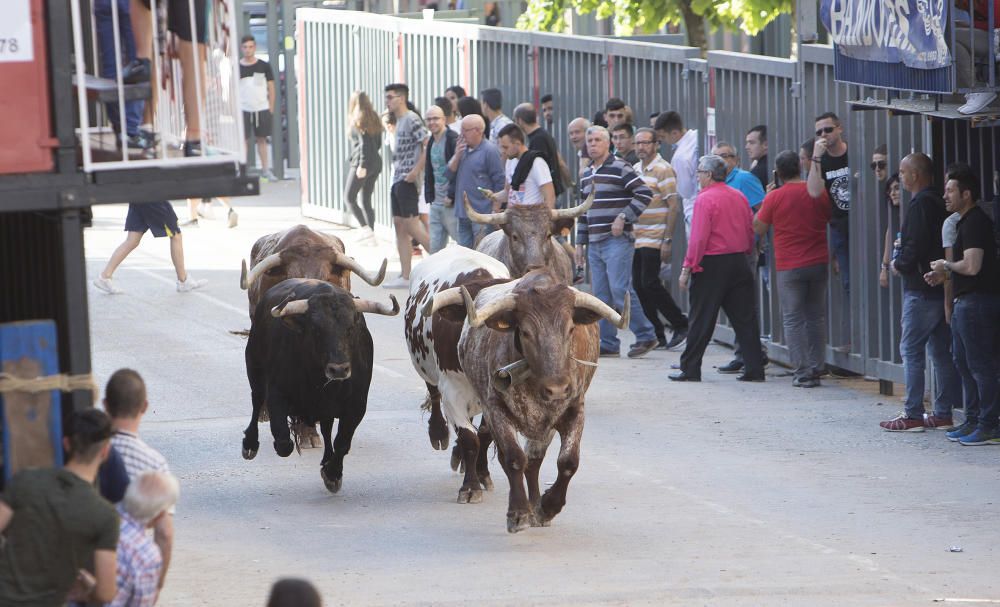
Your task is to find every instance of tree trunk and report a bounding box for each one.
[679,3,707,54]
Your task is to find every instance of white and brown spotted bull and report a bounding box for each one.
[240,224,387,447]
[240,224,388,317]
[430,268,628,533]
[468,193,592,285]
[404,246,511,503]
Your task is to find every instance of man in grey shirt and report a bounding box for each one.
[383,83,431,289]
[448,114,505,248]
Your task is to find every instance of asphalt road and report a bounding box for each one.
[85,185,1000,606]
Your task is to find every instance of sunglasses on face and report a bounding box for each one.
[815,126,835,136]
[870,160,887,171]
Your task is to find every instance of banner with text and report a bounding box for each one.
[821,0,951,70]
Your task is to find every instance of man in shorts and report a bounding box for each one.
[239,35,276,181]
[382,83,431,289]
[93,201,207,294]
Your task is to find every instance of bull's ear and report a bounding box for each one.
[572,308,603,326]
[485,311,517,332]
[435,303,468,324]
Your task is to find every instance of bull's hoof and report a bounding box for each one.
[457,487,483,504]
[274,439,294,457]
[479,475,494,491]
[531,504,552,527]
[506,510,531,534]
[450,445,462,472]
[321,467,343,494]
[429,435,448,451]
[242,437,259,460]
[295,424,322,449]
[428,420,449,450]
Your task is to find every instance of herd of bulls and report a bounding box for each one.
[239,195,629,533]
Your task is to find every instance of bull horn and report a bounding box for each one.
[463,285,519,328]
[464,192,508,226]
[551,192,594,220]
[241,252,283,290]
[271,299,310,318]
[354,294,400,316]
[423,287,464,317]
[337,254,388,287]
[572,289,630,329]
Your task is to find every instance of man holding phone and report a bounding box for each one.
[449,114,506,248]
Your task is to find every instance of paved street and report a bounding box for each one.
[85,182,1000,606]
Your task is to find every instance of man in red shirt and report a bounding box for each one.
[754,150,831,388]
[670,155,764,382]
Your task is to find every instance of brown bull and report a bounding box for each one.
[433,269,628,533]
[468,193,592,284]
[240,224,387,317]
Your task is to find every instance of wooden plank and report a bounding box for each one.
[0,320,63,481]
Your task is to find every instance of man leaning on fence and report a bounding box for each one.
[575,125,659,359]
[880,153,961,432]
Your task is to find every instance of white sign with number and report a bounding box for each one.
[0,0,34,63]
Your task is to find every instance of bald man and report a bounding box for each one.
[424,105,460,253]
[880,152,961,432]
[448,114,506,248]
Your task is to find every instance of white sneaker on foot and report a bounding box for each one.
[177,277,208,292]
[93,276,123,294]
[382,275,410,289]
[227,208,239,229]
[959,92,996,114]
[263,170,278,181]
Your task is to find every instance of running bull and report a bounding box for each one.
[243,278,399,493]
[430,268,627,532]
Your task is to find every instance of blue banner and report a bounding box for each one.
[821,0,951,70]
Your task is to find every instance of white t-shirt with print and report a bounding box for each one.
[505,156,552,206]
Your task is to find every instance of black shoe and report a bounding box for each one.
[627,339,659,359]
[655,337,668,350]
[183,140,202,157]
[665,329,688,351]
[669,371,700,382]
[121,58,150,84]
[736,372,765,382]
[599,348,619,358]
[792,376,820,388]
[139,128,159,146]
[717,359,744,374]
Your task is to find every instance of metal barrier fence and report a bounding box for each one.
[297,9,972,385]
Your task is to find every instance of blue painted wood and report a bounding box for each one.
[0,320,64,480]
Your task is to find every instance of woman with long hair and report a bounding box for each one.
[455,96,489,135]
[346,91,384,242]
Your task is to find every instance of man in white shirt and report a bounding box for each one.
[481,88,513,147]
[489,124,555,209]
[654,111,698,236]
[238,35,276,180]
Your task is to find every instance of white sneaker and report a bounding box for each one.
[227,208,239,229]
[382,275,410,289]
[262,170,278,181]
[959,92,996,114]
[177,277,208,292]
[93,276,123,294]
[197,200,215,219]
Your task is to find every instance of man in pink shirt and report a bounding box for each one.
[670,155,765,382]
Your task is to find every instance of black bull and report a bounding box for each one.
[242,278,398,493]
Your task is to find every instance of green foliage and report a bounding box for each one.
[518,0,793,40]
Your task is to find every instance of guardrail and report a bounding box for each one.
[297,10,967,386]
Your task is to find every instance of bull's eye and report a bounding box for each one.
[510,234,519,242]
[520,328,530,338]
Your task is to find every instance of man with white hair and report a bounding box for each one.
[448,113,505,247]
[567,117,592,181]
[670,155,764,382]
[110,471,180,607]
[575,125,659,358]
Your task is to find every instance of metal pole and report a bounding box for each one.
[268,0,285,179]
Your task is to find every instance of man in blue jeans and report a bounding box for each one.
[574,126,658,358]
[94,0,149,150]
[927,165,1000,445]
[449,115,505,248]
[880,153,960,432]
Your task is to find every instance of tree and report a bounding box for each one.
[517,0,793,52]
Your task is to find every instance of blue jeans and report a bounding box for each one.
[457,218,492,249]
[94,0,143,136]
[951,294,1000,431]
[429,202,459,253]
[587,236,656,351]
[899,290,961,419]
[829,220,849,294]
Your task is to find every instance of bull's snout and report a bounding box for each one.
[539,380,571,402]
[325,362,352,381]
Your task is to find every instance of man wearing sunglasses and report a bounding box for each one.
[807,112,851,296]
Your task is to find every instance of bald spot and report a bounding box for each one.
[902,152,933,179]
[425,105,444,120]
[462,114,485,131]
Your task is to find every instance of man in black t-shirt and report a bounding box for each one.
[926,166,1000,446]
[807,112,851,295]
[513,102,567,199]
[239,35,276,180]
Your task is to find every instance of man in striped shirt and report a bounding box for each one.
[104,369,175,592]
[575,125,659,358]
[633,127,688,351]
